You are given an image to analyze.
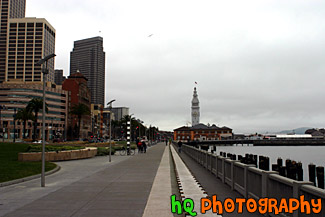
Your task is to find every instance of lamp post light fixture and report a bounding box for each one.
[107,99,115,162]
[36,53,56,187]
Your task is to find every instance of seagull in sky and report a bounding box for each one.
[148,34,153,37]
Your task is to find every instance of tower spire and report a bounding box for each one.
[191,86,200,126]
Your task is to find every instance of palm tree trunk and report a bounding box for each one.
[23,120,26,139]
[33,112,38,140]
[78,117,81,138]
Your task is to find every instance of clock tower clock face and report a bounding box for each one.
[193,111,197,117]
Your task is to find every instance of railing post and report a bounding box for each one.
[262,171,278,198]
[205,151,208,169]
[222,157,226,183]
[231,160,240,191]
[244,164,255,198]
[215,154,218,177]
[292,181,313,217]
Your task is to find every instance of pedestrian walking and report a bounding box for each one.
[165,139,168,146]
[142,140,147,153]
[137,140,143,153]
[178,140,182,153]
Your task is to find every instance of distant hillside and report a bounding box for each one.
[277,127,311,135]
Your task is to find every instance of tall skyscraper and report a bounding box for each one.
[70,36,105,105]
[6,18,55,82]
[0,0,26,83]
[191,87,200,126]
[54,69,65,85]
[0,0,55,83]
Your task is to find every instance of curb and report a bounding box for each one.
[0,164,61,187]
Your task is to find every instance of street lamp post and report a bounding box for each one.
[107,99,115,162]
[36,53,56,187]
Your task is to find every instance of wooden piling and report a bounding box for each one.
[316,166,324,189]
[297,162,303,181]
[308,164,316,186]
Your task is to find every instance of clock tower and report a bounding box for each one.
[191,87,200,126]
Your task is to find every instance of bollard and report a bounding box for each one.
[316,166,324,189]
[308,164,316,186]
[277,158,283,167]
[297,162,303,181]
[231,155,236,161]
[223,152,226,157]
[238,155,243,161]
[220,152,223,156]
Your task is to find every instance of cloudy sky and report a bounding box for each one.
[27,0,325,133]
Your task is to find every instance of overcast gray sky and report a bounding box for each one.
[27,0,325,133]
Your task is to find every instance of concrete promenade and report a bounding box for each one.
[1,144,166,217]
[1,143,266,217]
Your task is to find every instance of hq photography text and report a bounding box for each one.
[170,195,322,216]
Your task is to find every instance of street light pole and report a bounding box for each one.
[36,53,56,187]
[107,99,115,162]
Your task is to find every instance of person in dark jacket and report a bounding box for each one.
[142,140,147,153]
[178,140,182,153]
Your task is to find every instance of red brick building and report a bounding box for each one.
[62,71,91,139]
[174,124,233,142]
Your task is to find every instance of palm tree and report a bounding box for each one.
[70,103,90,138]
[14,108,35,139]
[111,120,120,139]
[26,98,48,141]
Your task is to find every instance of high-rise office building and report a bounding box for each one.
[70,36,105,105]
[0,0,55,83]
[6,18,55,82]
[54,69,65,85]
[0,0,26,83]
[106,107,129,122]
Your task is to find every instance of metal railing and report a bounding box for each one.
[182,144,325,217]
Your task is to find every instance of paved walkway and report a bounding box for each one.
[1,143,266,217]
[1,144,166,217]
